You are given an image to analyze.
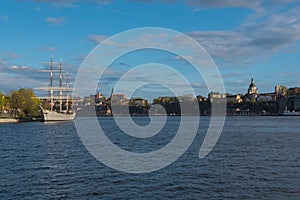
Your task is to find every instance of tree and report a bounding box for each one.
[0,92,5,111]
[9,88,40,118]
[250,98,257,105]
[152,97,161,104]
[129,98,149,107]
[280,85,288,96]
[10,91,25,117]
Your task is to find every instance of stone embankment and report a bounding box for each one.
[0,118,18,123]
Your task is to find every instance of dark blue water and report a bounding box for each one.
[1,116,299,199]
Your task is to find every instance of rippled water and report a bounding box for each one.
[1,116,299,199]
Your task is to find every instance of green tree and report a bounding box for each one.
[250,98,257,105]
[280,85,288,96]
[9,88,40,118]
[10,91,25,117]
[0,92,5,111]
[129,98,149,107]
[41,100,51,110]
[21,88,40,117]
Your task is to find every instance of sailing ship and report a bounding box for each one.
[36,57,76,121]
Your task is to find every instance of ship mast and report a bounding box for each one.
[50,55,53,111]
[66,72,69,112]
[59,58,63,113]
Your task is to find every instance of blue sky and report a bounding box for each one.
[0,0,300,99]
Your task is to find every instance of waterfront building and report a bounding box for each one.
[287,96,300,111]
[287,87,300,96]
[277,95,288,113]
[226,94,242,104]
[208,92,226,103]
[196,95,207,102]
[111,94,127,105]
[95,92,104,101]
[257,93,276,102]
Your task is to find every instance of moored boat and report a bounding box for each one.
[279,106,300,116]
[279,111,300,116]
[39,106,76,121]
[36,57,76,122]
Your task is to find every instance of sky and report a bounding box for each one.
[0,0,300,100]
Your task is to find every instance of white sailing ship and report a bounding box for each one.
[36,57,76,121]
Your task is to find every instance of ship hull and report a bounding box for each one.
[41,109,76,121]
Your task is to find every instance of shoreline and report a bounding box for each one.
[0,117,42,124]
[0,118,18,124]
[0,114,298,124]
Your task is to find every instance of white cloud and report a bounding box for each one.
[8,65,19,69]
[0,51,18,60]
[41,46,57,52]
[186,0,261,10]
[0,59,6,65]
[87,13,300,68]
[33,0,110,8]
[186,7,300,66]
[1,15,8,22]
[0,64,52,95]
[0,73,43,94]
[28,0,300,11]
[8,65,30,70]
[277,72,300,77]
[35,0,78,8]
[88,34,108,43]
[129,0,298,11]
[45,17,65,25]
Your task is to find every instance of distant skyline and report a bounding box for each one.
[1,0,300,99]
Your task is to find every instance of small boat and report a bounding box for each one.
[36,57,76,122]
[279,111,300,116]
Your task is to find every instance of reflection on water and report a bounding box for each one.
[0,116,299,199]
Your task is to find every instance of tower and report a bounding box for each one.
[248,78,258,95]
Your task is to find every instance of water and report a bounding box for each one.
[1,116,300,199]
